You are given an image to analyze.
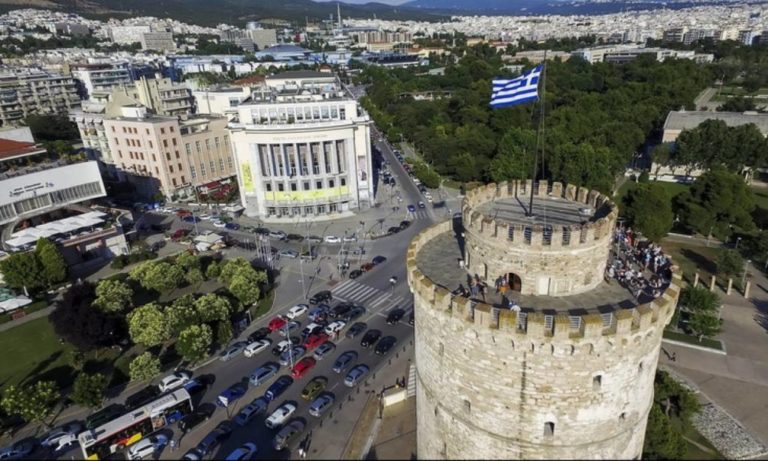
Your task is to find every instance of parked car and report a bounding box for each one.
[266,375,294,401]
[361,329,381,348]
[158,371,192,393]
[324,235,341,244]
[128,434,168,460]
[235,397,269,426]
[372,255,387,265]
[225,443,258,461]
[300,377,327,401]
[217,383,247,408]
[309,393,335,417]
[273,420,305,451]
[272,339,293,356]
[313,341,336,360]
[291,357,317,378]
[248,327,271,342]
[0,440,34,460]
[360,262,374,272]
[278,321,300,336]
[386,226,401,235]
[269,231,287,240]
[41,423,82,452]
[399,220,411,230]
[329,303,352,319]
[301,323,324,340]
[265,402,297,429]
[309,290,332,304]
[375,336,398,355]
[183,377,212,399]
[254,227,271,235]
[342,306,366,322]
[179,404,215,433]
[268,316,288,332]
[279,249,299,259]
[125,385,161,410]
[86,404,126,429]
[244,339,271,358]
[345,322,367,339]
[324,320,346,336]
[333,351,357,374]
[308,305,329,322]
[304,332,329,350]
[279,345,307,366]
[348,269,363,279]
[285,233,304,242]
[343,234,358,242]
[306,235,323,243]
[225,222,240,230]
[386,308,406,325]
[249,363,280,387]
[285,304,308,320]
[196,421,234,457]
[344,364,370,387]
[219,342,247,361]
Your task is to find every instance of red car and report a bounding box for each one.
[291,357,317,378]
[360,263,374,272]
[268,316,288,332]
[176,209,192,218]
[305,332,329,350]
[170,229,190,241]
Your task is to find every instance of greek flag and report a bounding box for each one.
[490,65,543,109]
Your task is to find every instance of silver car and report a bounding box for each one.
[219,342,247,362]
[308,394,335,417]
[273,420,305,451]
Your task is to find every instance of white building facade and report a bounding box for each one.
[229,71,373,222]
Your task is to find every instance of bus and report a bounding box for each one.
[78,388,193,460]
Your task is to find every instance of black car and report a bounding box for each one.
[348,269,363,280]
[408,311,414,326]
[249,327,271,342]
[372,255,387,265]
[329,303,353,319]
[309,290,332,305]
[346,322,367,339]
[387,308,406,325]
[342,306,366,322]
[196,421,234,456]
[286,233,304,242]
[399,220,411,230]
[183,377,213,399]
[375,336,398,355]
[360,329,382,348]
[387,226,401,235]
[254,227,271,235]
[178,404,215,433]
[86,404,126,429]
[124,385,160,410]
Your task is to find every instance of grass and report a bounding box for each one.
[0,316,74,392]
[250,289,275,320]
[660,239,719,284]
[663,329,724,351]
[670,415,723,460]
[751,187,768,210]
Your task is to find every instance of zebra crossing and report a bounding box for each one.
[407,364,417,398]
[331,279,410,314]
[405,209,430,220]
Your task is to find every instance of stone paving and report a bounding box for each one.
[693,403,768,460]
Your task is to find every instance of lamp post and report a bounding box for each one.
[736,236,742,250]
[742,259,751,289]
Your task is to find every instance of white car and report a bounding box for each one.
[158,371,192,393]
[225,443,258,461]
[127,434,168,460]
[324,320,346,335]
[212,220,226,228]
[244,339,271,358]
[343,235,358,242]
[265,402,297,429]
[285,304,308,320]
[324,235,341,244]
[41,422,82,453]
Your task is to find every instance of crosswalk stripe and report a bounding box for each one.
[333,279,354,293]
[345,284,373,299]
[355,289,380,303]
[334,281,359,296]
[369,295,390,309]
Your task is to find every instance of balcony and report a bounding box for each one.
[262,194,352,207]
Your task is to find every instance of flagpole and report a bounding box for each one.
[527,52,547,218]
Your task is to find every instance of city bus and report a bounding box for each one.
[77,388,192,460]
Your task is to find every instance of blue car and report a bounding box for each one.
[225,222,240,230]
[217,383,247,408]
[265,375,294,402]
[407,204,416,213]
[308,305,329,322]
[183,215,201,223]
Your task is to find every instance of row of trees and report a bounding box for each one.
[0,238,67,295]
[643,370,701,459]
[359,44,712,194]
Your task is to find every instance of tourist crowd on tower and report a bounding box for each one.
[607,226,672,302]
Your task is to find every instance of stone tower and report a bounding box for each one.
[407,180,681,460]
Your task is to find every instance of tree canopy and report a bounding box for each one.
[1,381,58,425]
[49,282,126,351]
[673,120,767,174]
[176,324,213,364]
[71,373,108,409]
[129,352,161,382]
[93,279,133,313]
[129,261,184,293]
[622,184,674,241]
[35,238,67,286]
[127,303,171,348]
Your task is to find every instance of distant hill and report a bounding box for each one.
[0,0,446,26]
[402,0,749,15]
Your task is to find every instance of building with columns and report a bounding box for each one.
[229,71,373,221]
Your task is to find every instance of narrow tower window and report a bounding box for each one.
[593,375,602,390]
[544,422,555,437]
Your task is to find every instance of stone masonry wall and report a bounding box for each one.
[462,181,618,296]
[408,221,680,460]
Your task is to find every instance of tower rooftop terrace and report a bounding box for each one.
[474,195,610,227]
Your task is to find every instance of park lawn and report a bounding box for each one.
[751,187,768,210]
[250,289,275,320]
[670,415,722,460]
[660,239,719,284]
[0,316,74,392]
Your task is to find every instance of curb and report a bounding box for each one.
[662,338,727,355]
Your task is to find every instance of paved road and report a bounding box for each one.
[32,124,436,460]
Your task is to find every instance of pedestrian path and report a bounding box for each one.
[407,364,417,398]
[332,279,408,313]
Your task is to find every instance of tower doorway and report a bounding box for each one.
[508,273,522,292]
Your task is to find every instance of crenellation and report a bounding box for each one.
[588,190,600,208]
[551,181,563,197]
[578,186,590,204]
[527,312,547,337]
[537,181,548,196]
[582,314,605,339]
[530,224,544,247]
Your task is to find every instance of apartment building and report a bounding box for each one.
[102,106,235,199]
[71,64,132,100]
[192,86,251,120]
[0,68,80,127]
[109,25,151,45]
[140,31,175,51]
[229,70,374,221]
[132,76,193,116]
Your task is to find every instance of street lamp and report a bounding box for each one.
[736,237,742,249]
[742,259,751,289]
[283,322,295,369]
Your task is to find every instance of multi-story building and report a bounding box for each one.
[71,64,132,100]
[109,25,151,45]
[192,86,251,120]
[140,31,176,51]
[0,68,80,127]
[229,70,373,221]
[662,27,687,43]
[739,29,756,45]
[132,76,193,116]
[102,106,236,199]
[246,27,278,50]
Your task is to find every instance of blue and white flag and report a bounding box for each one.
[490,65,543,109]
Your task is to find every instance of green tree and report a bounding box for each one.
[129,261,184,292]
[215,320,233,346]
[488,128,537,182]
[194,294,231,323]
[716,248,745,278]
[129,352,161,382]
[679,286,722,341]
[127,303,170,347]
[228,272,262,307]
[643,405,687,459]
[621,184,674,241]
[1,381,58,425]
[205,260,221,279]
[71,373,108,408]
[218,258,253,286]
[176,324,213,363]
[0,252,46,293]
[175,251,201,271]
[185,267,205,285]
[718,96,757,112]
[651,143,672,178]
[35,238,67,285]
[93,279,133,313]
[165,294,200,334]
